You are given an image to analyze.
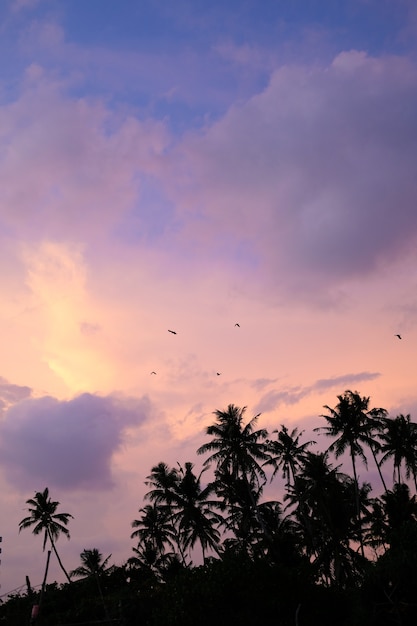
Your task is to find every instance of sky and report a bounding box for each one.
[1,0,417,597]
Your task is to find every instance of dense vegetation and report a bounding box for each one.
[2,390,417,625]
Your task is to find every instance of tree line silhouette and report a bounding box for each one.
[2,389,417,625]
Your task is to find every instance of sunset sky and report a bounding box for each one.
[1,0,417,596]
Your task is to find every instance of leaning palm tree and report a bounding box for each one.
[19,487,73,583]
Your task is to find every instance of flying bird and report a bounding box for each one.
[395,334,402,339]
[216,372,221,376]
[168,329,177,334]
[235,323,240,327]
[151,371,157,375]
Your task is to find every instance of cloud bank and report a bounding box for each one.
[178,51,417,299]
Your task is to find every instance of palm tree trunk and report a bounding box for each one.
[34,550,51,623]
[289,470,319,559]
[369,444,388,492]
[350,448,365,558]
[48,530,72,583]
[95,573,111,622]
[242,473,273,544]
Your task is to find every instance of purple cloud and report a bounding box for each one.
[180,52,417,299]
[0,392,151,491]
[0,376,32,415]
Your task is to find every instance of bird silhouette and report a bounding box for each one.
[216,372,221,376]
[235,323,240,327]
[151,371,157,375]
[395,334,402,339]
[168,329,177,334]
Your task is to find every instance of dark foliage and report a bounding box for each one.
[3,395,417,626]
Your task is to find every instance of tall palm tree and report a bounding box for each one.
[19,487,73,583]
[378,414,417,489]
[197,404,271,544]
[287,451,368,587]
[318,390,388,488]
[264,425,316,553]
[316,390,387,554]
[197,405,269,489]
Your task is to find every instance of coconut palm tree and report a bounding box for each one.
[318,390,388,485]
[70,548,112,579]
[144,462,187,563]
[19,487,73,583]
[264,424,314,489]
[287,451,368,587]
[172,462,223,563]
[378,414,417,489]
[145,462,181,508]
[264,425,316,554]
[214,467,264,557]
[197,404,272,543]
[316,390,387,554]
[197,405,270,490]
[362,497,389,555]
[70,548,112,621]
[131,503,176,557]
[381,483,417,537]
[145,462,222,563]
[127,541,173,581]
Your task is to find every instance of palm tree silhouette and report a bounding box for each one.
[378,414,417,489]
[70,547,112,578]
[144,462,222,563]
[197,404,269,489]
[144,462,187,564]
[288,451,368,587]
[264,425,316,553]
[265,424,314,489]
[197,404,272,545]
[70,548,112,620]
[316,390,386,554]
[131,503,176,557]
[19,487,73,583]
[173,462,223,563]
